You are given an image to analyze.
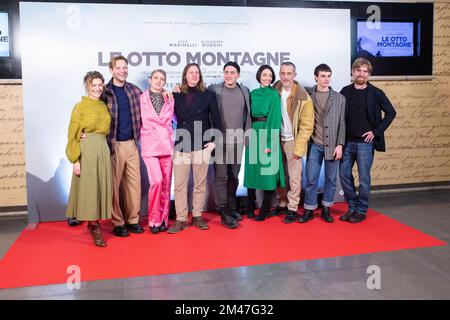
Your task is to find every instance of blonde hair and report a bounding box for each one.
[83,71,104,92]
[352,58,373,74]
[108,55,128,69]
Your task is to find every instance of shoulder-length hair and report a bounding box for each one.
[256,65,276,85]
[180,63,205,94]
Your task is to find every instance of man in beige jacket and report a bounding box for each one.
[270,62,314,223]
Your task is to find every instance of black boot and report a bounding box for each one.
[246,205,255,219]
[255,190,273,222]
[246,189,256,219]
[255,210,268,221]
[268,205,288,217]
[68,218,81,226]
[218,206,239,229]
[321,206,334,223]
[299,209,314,223]
[283,210,299,223]
[229,209,242,221]
[159,221,167,232]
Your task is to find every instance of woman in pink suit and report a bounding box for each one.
[140,69,175,234]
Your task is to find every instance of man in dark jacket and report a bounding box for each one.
[208,61,251,229]
[339,58,396,223]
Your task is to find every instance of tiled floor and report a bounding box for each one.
[0,189,449,299]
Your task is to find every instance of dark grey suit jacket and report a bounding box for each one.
[208,82,251,145]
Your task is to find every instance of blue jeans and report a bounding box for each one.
[339,141,374,214]
[304,143,340,210]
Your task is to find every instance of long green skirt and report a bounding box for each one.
[66,133,112,221]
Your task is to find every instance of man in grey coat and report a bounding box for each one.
[208,61,251,229]
[300,63,346,223]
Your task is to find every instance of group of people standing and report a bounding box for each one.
[65,56,396,247]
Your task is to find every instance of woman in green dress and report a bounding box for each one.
[244,65,285,221]
[65,71,112,247]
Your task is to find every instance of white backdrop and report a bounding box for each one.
[20,2,350,222]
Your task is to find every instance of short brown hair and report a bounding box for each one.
[352,58,372,74]
[180,63,205,94]
[109,55,128,69]
[314,63,332,77]
[83,71,104,92]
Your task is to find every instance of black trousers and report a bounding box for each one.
[213,143,244,210]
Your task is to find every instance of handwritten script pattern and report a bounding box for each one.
[0,85,27,206]
[372,2,450,185]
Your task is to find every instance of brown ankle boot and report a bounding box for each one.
[192,216,209,230]
[88,223,107,247]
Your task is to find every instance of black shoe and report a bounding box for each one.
[321,207,334,223]
[339,211,355,222]
[246,209,255,219]
[126,223,145,234]
[268,205,288,217]
[221,215,239,229]
[283,210,298,223]
[298,210,314,223]
[113,225,130,237]
[67,218,81,227]
[150,226,159,234]
[348,212,367,223]
[255,210,268,222]
[244,205,255,218]
[218,206,239,229]
[229,209,242,221]
[159,221,167,232]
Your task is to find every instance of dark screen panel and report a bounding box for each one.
[0,0,434,79]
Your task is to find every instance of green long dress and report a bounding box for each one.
[244,86,285,190]
[65,96,112,221]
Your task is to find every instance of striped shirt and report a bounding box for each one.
[104,79,142,154]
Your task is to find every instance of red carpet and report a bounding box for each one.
[0,203,446,289]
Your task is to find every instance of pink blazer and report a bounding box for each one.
[140,91,175,157]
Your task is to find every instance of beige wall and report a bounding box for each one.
[0,85,27,206]
[0,2,449,207]
[373,1,450,185]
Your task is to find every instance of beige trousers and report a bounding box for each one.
[173,149,211,222]
[277,140,303,211]
[111,140,141,227]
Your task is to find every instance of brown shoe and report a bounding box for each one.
[88,223,107,247]
[167,220,189,234]
[192,216,209,230]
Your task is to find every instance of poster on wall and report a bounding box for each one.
[0,12,10,57]
[357,21,415,57]
[20,2,350,222]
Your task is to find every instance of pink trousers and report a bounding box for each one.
[143,156,172,227]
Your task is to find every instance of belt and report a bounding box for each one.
[252,116,267,122]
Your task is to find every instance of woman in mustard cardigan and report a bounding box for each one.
[65,71,112,247]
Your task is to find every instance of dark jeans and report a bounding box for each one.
[304,143,340,210]
[214,143,243,211]
[339,141,374,214]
